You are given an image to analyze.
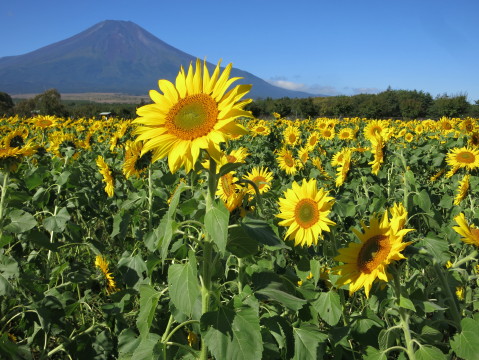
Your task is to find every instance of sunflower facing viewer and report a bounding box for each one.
[133,59,252,173]
[276,179,336,247]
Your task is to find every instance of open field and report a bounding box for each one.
[1,113,479,359]
[11,92,149,104]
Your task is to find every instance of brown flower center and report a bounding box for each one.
[252,175,267,189]
[357,234,391,274]
[165,94,218,140]
[294,198,319,229]
[456,151,475,164]
[284,153,294,167]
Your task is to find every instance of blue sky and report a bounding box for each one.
[2,0,479,101]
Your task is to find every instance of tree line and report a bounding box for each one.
[246,89,479,119]
[0,89,140,119]
[1,88,479,120]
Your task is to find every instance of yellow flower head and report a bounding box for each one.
[244,166,274,196]
[446,147,479,172]
[96,156,115,197]
[276,179,336,247]
[133,59,252,173]
[276,148,302,175]
[453,213,479,247]
[95,255,118,294]
[454,174,470,206]
[332,204,414,298]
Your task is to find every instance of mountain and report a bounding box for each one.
[0,20,315,99]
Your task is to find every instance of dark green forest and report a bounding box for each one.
[1,88,478,119]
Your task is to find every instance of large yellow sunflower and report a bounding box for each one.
[332,204,414,298]
[453,213,479,247]
[276,179,336,247]
[133,59,252,173]
[446,147,479,171]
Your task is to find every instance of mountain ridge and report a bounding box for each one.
[0,20,317,99]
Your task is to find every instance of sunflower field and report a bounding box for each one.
[2,61,479,360]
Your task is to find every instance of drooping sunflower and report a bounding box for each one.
[454,174,470,205]
[244,166,274,196]
[334,149,352,187]
[333,204,414,298]
[225,147,250,164]
[276,148,302,175]
[95,255,118,294]
[0,144,36,172]
[122,140,153,179]
[297,146,310,165]
[216,172,241,202]
[446,147,479,172]
[133,59,252,173]
[369,137,384,175]
[96,156,115,197]
[276,179,336,247]
[453,212,479,247]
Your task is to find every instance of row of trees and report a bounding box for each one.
[1,88,479,120]
[246,89,479,119]
[0,89,139,119]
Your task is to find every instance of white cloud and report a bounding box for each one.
[268,79,307,92]
[268,77,383,96]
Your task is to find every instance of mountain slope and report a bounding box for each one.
[0,20,314,98]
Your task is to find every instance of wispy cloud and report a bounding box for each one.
[268,78,342,96]
[268,77,383,96]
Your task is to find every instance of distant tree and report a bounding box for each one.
[0,92,14,115]
[358,95,382,118]
[468,100,479,117]
[430,94,470,118]
[34,89,66,116]
[273,97,292,118]
[14,98,37,117]
[376,90,399,118]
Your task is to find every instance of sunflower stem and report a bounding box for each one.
[392,267,417,360]
[237,257,243,294]
[147,166,153,231]
[200,156,218,360]
[433,262,462,331]
[0,170,9,240]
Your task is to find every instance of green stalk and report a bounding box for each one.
[433,263,462,330]
[147,166,153,231]
[200,156,218,360]
[237,257,243,294]
[392,268,416,360]
[0,171,9,239]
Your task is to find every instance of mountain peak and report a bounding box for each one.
[0,20,313,98]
